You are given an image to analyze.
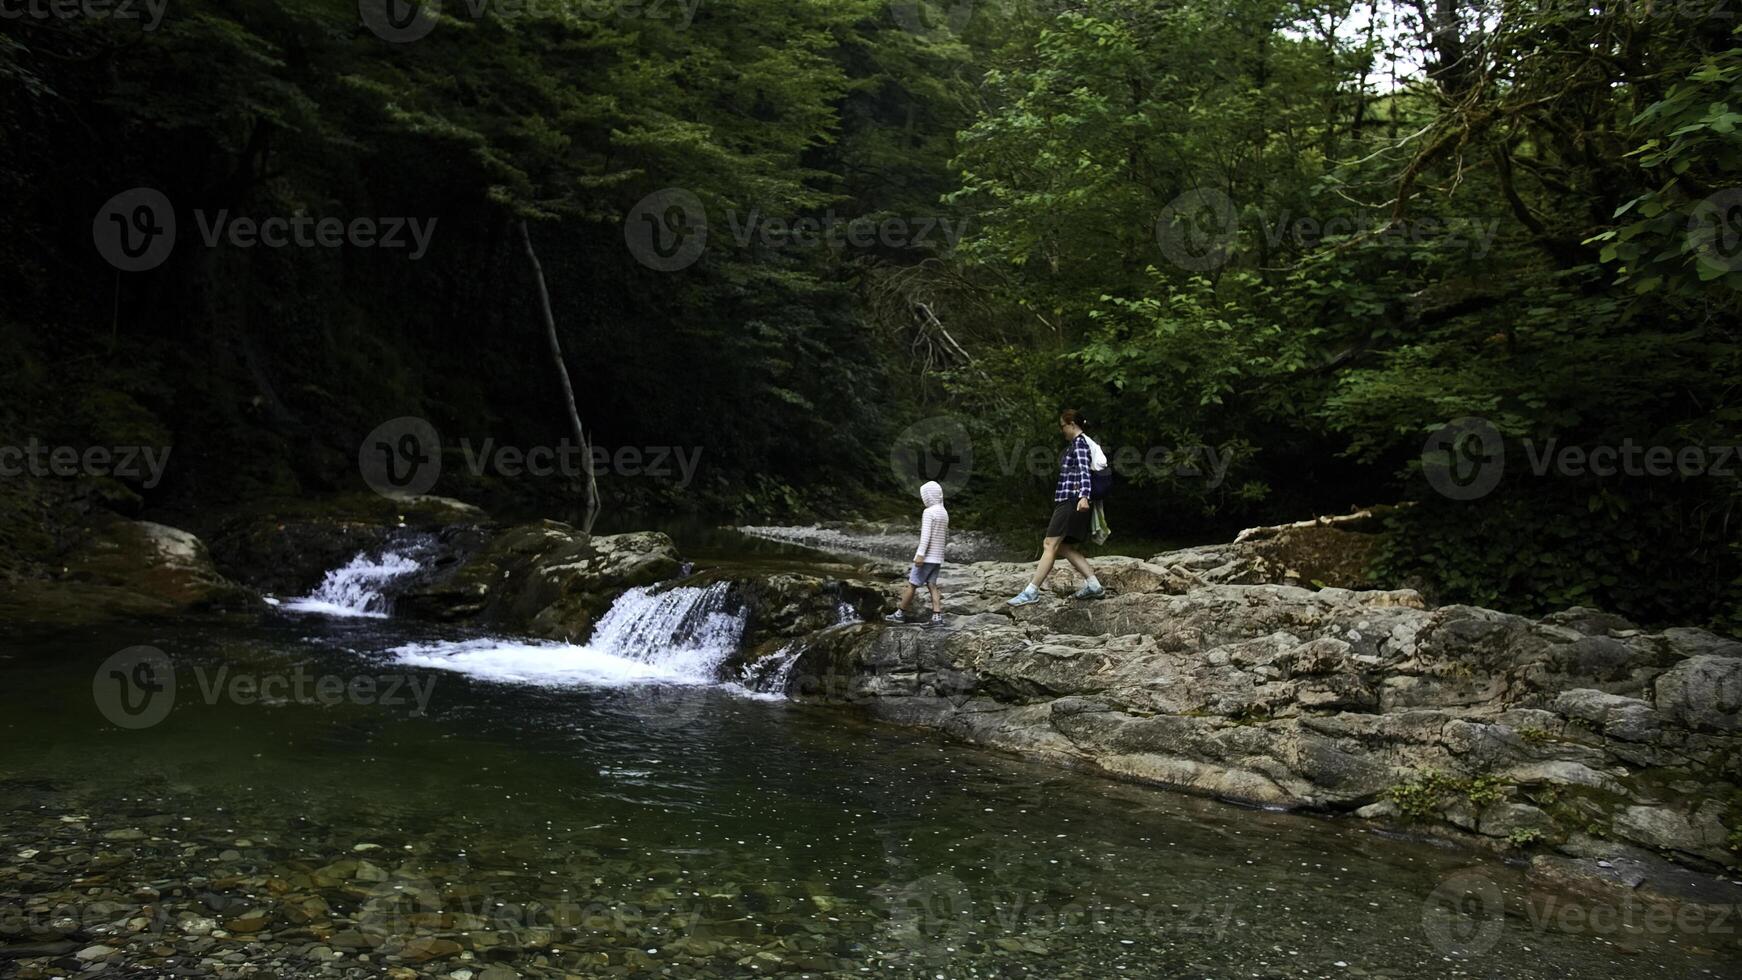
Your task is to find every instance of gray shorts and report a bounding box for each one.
[908,562,941,587]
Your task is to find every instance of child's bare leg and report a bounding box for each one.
[1030,536,1063,587]
[927,582,942,613]
[897,583,916,611]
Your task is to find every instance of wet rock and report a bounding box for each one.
[396,522,682,639]
[330,930,382,949]
[0,518,258,626]
[1654,654,1742,733]
[775,526,1742,873]
[401,937,464,962]
[1611,805,1732,864]
[226,910,271,933]
[206,493,487,595]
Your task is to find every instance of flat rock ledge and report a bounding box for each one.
[763,552,1742,893]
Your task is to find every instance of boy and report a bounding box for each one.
[885,480,948,626]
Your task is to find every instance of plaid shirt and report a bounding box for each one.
[1054,434,1093,503]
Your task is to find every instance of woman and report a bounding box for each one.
[1008,409,1104,605]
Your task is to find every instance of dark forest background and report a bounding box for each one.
[2,0,1738,629]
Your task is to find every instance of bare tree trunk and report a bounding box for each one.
[517,218,600,533]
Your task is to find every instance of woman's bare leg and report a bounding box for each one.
[1058,543,1094,580]
[1030,536,1064,587]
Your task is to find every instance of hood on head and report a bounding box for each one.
[919,481,944,506]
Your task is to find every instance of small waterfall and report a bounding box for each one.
[283,543,428,618]
[738,642,802,695]
[587,582,747,678]
[388,581,750,691]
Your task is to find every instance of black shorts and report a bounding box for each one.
[1045,501,1091,543]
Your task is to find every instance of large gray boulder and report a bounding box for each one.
[774,547,1742,872]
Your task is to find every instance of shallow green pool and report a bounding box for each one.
[0,613,1735,978]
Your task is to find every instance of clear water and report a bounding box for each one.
[0,599,1737,976]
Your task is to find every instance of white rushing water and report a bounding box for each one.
[736,642,802,695]
[282,548,424,618]
[384,581,780,697]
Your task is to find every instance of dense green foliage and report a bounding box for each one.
[2,1,1737,627]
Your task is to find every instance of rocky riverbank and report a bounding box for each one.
[5,495,1738,900]
[727,526,1740,899]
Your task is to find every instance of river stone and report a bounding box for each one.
[1612,806,1711,857]
[1553,689,1661,741]
[1477,803,1552,839]
[1653,655,1742,732]
[330,930,382,949]
[7,518,259,624]
[226,910,271,933]
[395,522,682,639]
[401,937,464,962]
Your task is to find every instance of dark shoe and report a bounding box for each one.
[926,613,946,628]
[884,610,917,624]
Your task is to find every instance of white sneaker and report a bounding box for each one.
[1007,585,1040,606]
[1071,582,1105,600]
